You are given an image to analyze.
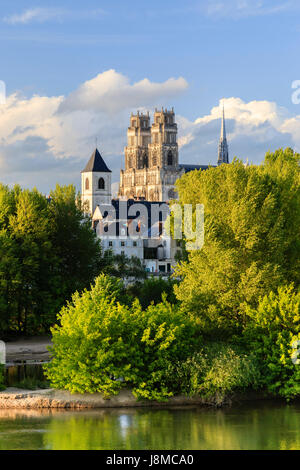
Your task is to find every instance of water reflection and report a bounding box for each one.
[0,401,299,450]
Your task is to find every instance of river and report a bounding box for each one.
[0,400,299,450]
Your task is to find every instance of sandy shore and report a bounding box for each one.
[0,387,270,410]
[0,388,221,409]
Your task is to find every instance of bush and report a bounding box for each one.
[44,274,199,401]
[165,343,261,405]
[244,285,300,400]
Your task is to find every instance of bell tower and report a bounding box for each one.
[125,111,151,170]
[149,108,178,169]
[81,148,112,215]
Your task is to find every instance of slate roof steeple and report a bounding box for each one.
[82,148,111,173]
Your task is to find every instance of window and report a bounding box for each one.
[143,153,148,167]
[133,241,137,247]
[109,241,113,247]
[85,178,89,190]
[98,177,105,190]
[167,151,173,166]
[121,241,125,247]
[121,250,125,256]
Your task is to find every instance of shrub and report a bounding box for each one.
[44,274,199,401]
[165,343,261,405]
[244,285,300,400]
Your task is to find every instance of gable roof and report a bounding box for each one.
[81,148,112,173]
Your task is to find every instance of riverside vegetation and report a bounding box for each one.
[1,148,300,404]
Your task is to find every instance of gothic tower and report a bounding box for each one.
[125,111,151,170]
[81,148,112,215]
[119,108,184,202]
[148,107,178,169]
[218,104,229,165]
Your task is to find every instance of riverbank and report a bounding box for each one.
[0,387,272,409]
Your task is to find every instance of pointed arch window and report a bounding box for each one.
[167,151,173,166]
[98,177,105,190]
[85,178,89,190]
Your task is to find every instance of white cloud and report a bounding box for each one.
[203,0,296,19]
[3,7,105,25]
[4,8,64,24]
[0,70,188,192]
[177,97,297,165]
[0,70,299,194]
[58,69,188,114]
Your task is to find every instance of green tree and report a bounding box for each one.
[45,274,199,400]
[0,183,107,334]
[244,285,300,400]
[47,184,105,312]
[174,149,300,334]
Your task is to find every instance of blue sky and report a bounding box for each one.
[1,0,300,193]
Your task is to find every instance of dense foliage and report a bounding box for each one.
[127,276,178,310]
[0,183,104,334]
[45,274,199,401]
[244,285,300,400]
[174,148,300,335]
[2,147,299,403]
[165,343,261,405]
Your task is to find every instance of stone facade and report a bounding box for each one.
[119,108,184,202]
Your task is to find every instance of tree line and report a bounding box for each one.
[0,184,105,335]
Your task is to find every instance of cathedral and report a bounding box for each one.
[81,105,230,214]
[118,106,229,202]
[80,105,230,274]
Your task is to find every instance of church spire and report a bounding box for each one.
[218,102,229,165]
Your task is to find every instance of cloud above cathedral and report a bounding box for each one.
[0,70,299,193]
[58,70,188,114]
[177,97,297,165]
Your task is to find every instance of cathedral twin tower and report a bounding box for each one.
[81,105,230,214]
[118,107,183,202]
